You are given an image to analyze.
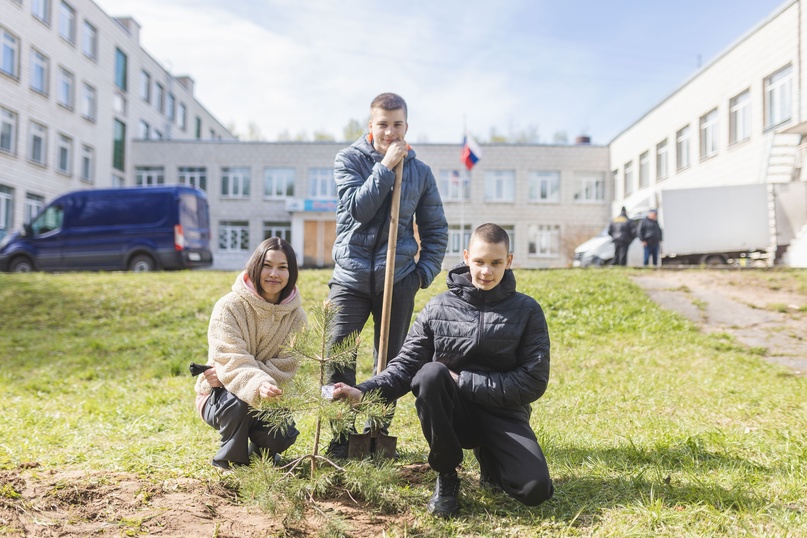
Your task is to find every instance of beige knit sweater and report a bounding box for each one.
[195,271,307,409]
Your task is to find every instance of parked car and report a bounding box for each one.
[0,186,213,272]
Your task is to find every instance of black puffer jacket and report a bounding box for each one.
[357,264,550,419]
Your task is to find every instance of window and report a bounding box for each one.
[446,224,472,254]
[502,225,515,253]
[138,120,149,139]
[139,71,151,102]
[765,65,792,129]
[177,103,186,129]
[221,167,251,198]
[263,221,291,243]
[135,166,164,186]
[264,168,295,198]
[0,108,17,154]
[80,145,94,182]
[1,28,19,78]
[29,121,47,165]
[219,221,249,252]
[154,82,164,113]
[57,66,74,110]
[484,170,515,202]
[32,0,51,24]
[639,151,650,189]
[676,125,690,171]
[80,82,96,121]
[195,116,202,139]
[58,1,76,44]
[623,161,634,196]
[56,133,72,174]
[151,129,162,140]
[114,48,127,91]
[81,20,97,59]
[30,49,48,94]
[437,170,470,202]
[111,174,124,187]
[0,185,13,239]
[699,108,718,159]
[166,93,175,122]
[528,171,560,203]
[112,119,125,171]
[729,89,751,145]
[528,224,560,257]
[24,193,44,223]
[178,166,206,191]
[575,172,605,202]
[656,139,668,181]
[309,168,336,198]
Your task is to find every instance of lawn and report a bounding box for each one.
[1,268,805,537]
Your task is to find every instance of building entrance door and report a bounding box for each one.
[303,219,335,267]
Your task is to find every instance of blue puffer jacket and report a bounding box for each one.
[331,135,448,296]
[357,264,551,420]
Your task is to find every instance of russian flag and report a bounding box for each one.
[461,135,482,171]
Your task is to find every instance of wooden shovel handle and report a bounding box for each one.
[377,158,404,374]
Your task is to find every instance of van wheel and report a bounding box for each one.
[129,254,156,272]
[9,256,34,272]
[701,255,725,266]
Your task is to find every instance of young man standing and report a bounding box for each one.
[333,223,554,518]
[326,93,448,456]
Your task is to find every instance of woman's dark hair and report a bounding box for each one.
[245,237,298,302]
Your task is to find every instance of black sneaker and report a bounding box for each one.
[325,436,350,459]
[427,472,460,518]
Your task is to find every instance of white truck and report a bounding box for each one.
[574,183,775,267]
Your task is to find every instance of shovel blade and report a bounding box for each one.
[347,431,398,459]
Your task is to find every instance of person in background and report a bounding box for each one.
[333,223,553,518]
[194,238,307,470]
[637,209,663,267]
[325,92,448,457]
[607,206,635,266]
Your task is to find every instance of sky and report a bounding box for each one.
[94,0,789,145]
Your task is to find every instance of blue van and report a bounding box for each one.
[0,186,213,272]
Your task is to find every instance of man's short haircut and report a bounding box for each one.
[245,237,298,302]
[471,223,510,253]
[370,92,408,120]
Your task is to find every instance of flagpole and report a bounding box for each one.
[461,116,466,258]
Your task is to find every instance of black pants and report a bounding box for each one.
[613,242,630,266]
[202,388,299,469]
[410,362,554,506]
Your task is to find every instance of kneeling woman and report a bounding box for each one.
[195,238,307,469]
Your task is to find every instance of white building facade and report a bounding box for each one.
[0,0,234,240]
[132,139,611,270]
[609,0,807,264]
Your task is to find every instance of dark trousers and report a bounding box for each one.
[326,271,420,434]
[326,270,420,385]
[202,388,299,469]
[612,242,631,266]
[410,362,554,506]
[643,242,660,266]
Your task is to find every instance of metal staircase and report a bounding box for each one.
[761,132,802,266]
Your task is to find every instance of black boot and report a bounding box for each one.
[427,471,460,518]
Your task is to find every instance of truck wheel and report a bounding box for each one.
[9,256,34,272]
[129,254,156,272]
[702,255,725,266]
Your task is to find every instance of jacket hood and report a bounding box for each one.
[446,263,516,306]
[353,134,414,163]
[231,271,302,317]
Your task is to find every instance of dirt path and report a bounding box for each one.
[632,269,807,375]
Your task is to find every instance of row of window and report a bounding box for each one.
[134,165,607,204]
[0,184,46,238]
[1,106,95,180]
[215,219,562,258]
[2,2,98,79]
[621,64,792,196]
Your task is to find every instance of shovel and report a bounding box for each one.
[348,155,404,458]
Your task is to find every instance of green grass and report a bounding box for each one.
[1,268,806,537]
